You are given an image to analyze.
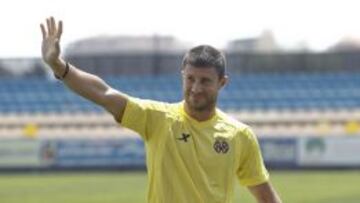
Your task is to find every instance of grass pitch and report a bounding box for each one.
[0,170,359,203]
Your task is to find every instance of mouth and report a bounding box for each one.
[190,94,204,100]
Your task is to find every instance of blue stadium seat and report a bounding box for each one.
[1,72,360,113]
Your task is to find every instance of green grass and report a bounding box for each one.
[0,170,359,203]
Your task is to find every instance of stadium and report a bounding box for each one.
[1,33,360,203]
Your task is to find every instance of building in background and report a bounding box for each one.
[226,30,279,53]
[65,35,190,56]
[63,35,190,75]
[327,36,360,52]
[0,58,46,77]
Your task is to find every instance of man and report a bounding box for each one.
[40,16,282,203]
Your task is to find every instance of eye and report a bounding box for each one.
[201,78,212,85]
[186,76,194,82]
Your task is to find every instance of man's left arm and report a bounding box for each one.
[248,181,282,203]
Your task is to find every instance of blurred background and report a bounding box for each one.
[1,0,360,202]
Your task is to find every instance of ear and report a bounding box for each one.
[218,75,228,89]
[181,70,185,80]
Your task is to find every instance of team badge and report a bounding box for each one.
[213,138,229,154]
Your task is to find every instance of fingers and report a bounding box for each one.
[46,18,52,35]
[42,16,62,38]
[40,24,46,40]
[50,17,56,35]
[57,21,63,40]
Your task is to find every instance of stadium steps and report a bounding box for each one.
[1,110,359,138]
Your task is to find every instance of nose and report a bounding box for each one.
[191,81,203,93]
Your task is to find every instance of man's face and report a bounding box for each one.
[182,65,227,112]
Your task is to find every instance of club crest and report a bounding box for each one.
[213,138,229,154]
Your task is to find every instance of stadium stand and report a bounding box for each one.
[1,72,360,113]
[1,72,360,138]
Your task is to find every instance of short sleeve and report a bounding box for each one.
[120,96,169,141]
[236,127,269,186]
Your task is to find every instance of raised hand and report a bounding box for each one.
[40,17,63,66]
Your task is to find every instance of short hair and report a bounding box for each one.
[181,45,226,78]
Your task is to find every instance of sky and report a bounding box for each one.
[1,0,360,58]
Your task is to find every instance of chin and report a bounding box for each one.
[186,97,212,111]
[190,102,209,112]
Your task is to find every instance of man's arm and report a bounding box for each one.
[248,181,282,203]
[40,17,127,122]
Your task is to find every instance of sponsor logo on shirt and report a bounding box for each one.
[177,133,191,142]
[213,138,229,154]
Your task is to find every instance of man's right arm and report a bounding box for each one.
[41,17,127,122]
[51,59,127,122]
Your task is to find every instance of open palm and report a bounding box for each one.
[40,17,63,65]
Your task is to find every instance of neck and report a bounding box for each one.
[184,103,216,122]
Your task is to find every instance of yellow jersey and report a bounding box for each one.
[121,97,269,203]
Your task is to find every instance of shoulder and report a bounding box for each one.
[216,109,249,131]
[126,96,181,116]
[216,109,256,141]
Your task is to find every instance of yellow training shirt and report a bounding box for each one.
[121,97,269,203]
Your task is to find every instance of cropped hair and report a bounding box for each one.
[182,45,226,78]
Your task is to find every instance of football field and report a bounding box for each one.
[0,170,359,203]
